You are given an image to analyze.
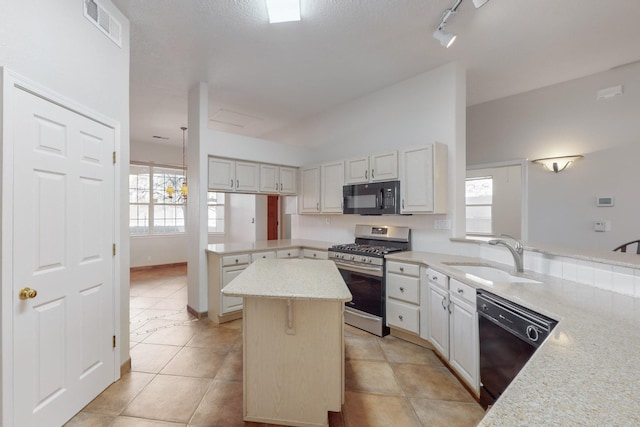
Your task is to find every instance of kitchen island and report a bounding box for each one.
[223,258,351,427]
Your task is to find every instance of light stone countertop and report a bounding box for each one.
[206,239,335,255]
[385,251,640,426]
[222,258,352,302]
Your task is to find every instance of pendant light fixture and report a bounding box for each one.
[180,126,188,199]
[165,126,188,200]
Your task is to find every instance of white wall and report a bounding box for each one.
[270,62,468,249]
[0,0,131,386]
[467,62,640,251]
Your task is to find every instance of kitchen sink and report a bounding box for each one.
[446,264,542,284]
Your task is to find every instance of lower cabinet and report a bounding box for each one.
[221,265,246,313]
[277,248,301,259]
[386,261,421,334]
[422,268,479,394]
[208,253,251,323]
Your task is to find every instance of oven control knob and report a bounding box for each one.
[368,259,373,263]
[350,255,355,261]
[526,325,539,342]
[361,257,367,262]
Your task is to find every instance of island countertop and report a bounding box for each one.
[206,239,335,255]
[222,258,352,302]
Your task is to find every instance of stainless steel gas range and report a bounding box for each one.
[329,224,411,336]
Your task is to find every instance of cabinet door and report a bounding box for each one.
[449,296,479,392]
[300,166,321,213]
[344,157,369,184]
[400,145,434,213]
[279,166,297,194]
[370,151,398,182]
[236,161,259,192]
[321,161,344,213]
[427,283,449,358]
[259,164,279,193]
[221,266,246,313]
[209,157,235,191]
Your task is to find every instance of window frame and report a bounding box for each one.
[207,191,226,235]
[465,175,494,236]
[129,162,187,236]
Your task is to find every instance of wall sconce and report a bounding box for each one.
[531,155,584,173]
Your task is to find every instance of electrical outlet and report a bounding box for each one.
[434,219,451,230]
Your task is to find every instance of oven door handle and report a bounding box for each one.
[334,261,383,277]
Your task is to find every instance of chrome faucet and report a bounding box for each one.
[488,234,524,273]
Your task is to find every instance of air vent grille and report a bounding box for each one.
[84,0,122,47]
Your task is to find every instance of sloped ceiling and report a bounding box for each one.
[112,0,640,146]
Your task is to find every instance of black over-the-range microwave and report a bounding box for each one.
[343,180,401,215]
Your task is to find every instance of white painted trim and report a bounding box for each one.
[466,158,529,241]
[0,67,122,425]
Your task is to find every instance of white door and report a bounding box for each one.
[12,87,116,426]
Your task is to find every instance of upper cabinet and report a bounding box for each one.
[208,158,259,192]
[259,165,297,195]
[399,143,447,214]
[344,151,398,184]
[299,161,345,214]
[208,156,296,195]
[300,165,321,213]
[321,161,344,213]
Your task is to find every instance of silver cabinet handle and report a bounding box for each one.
[230,179,233,188]
[399,267,404,272]
[399,287,405,292]
[236,179,239,188]
[402,199,405,209]
[280,183,283,191]
[371,169,375,179]
[235,259,239,264]
[313,253,317,257]
[457,288,464,294]
[365,170,368,180]
[276,182,278,190]
[398,315,403,321]
[441,297,447,311]
[432,276,438,281]
[317,202,320,211]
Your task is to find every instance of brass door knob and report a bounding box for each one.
[19,287,38,300]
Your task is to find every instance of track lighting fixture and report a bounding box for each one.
[433,0,490,48]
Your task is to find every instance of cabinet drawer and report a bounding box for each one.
[450,278,476,306]
[425,268,449,290]
[222,254,250,267]
[277,248,301,259]
[251,251,276,262]
[302,249,328,260]
[386,300,419,334]
[387,274,419,304]
[387,261,420,277]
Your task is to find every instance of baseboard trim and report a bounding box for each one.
[187,304,207,320]
[120,358,131,376]
[130,262,187,272]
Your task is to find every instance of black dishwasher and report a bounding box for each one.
[477,290,557,409]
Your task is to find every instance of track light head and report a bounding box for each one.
[472,0,490,8]
[433,28,457,48]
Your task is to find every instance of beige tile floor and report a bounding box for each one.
[66,264,485,427]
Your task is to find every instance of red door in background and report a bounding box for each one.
[267,195,279,240]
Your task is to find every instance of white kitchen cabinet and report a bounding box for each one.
[208,157,259,192]
[250,251,276,262]
[344,151,398,184]
[386,260,421,334]
[424,268,450,357]
[399,143,447,213]
[300,165,321,213]
[449,279,479,393]
[321,161,345,213]
[276,248,301,259]
[208,252,251,323]
[302,249,328,260]
[279,166,297,194]
[208,157,236,191]
[259,164,297,194]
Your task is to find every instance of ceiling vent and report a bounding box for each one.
[84,0,122,47]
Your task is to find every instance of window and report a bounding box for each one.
[208,192,226,234]
[129,163,186,235]
[465,176,493,235]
